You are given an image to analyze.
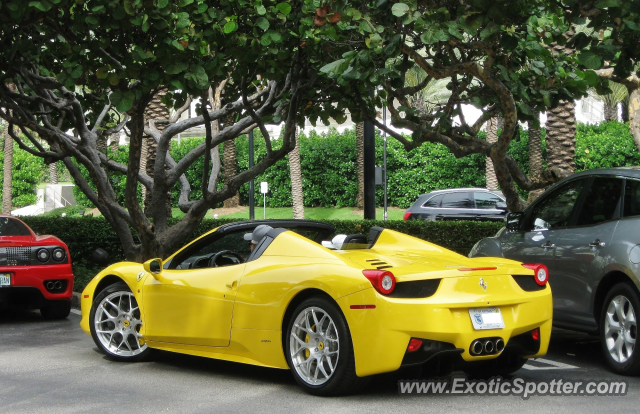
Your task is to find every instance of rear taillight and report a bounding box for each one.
[531,328,540,341]
[363,269,396,295]
[521,263,549,286]
[407,338,423,352]
[403,211,411,220]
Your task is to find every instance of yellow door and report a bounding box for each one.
[141,264,244,347]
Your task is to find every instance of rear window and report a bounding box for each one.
[0,218,31,236]
[624,179,640,217]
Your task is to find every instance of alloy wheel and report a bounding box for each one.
[289,306,340,385]
[94,291,146,357]
[604,295,637,363]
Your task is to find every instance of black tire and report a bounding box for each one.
[462,353,527,378]
[89,282,151,362]
[284,296,369,396]
[599,282,640,375]
[40,300,71,320]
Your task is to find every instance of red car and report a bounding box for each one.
[0,216,73,319]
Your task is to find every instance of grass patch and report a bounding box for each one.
[172,206,405,220]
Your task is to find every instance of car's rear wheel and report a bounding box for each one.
[462,353,527,378]
[600,283,640,375]
[40,300,71,320]
[89,282,150,362]
[285,297,368,395]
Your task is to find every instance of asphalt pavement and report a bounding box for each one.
[1,309,639,413]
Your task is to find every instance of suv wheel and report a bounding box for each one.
[600,282,640,375]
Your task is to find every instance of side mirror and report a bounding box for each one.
[143,258,162,275]
[495,201,508,211]
[505,212,525,231]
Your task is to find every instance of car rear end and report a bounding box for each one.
[334,230,552,377]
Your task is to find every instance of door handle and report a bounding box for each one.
[589,239,606,248]
[226,280,237,289]
[541,241,556,250]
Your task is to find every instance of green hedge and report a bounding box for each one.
[0,141,47,208]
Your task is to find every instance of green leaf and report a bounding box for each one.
[223,21,238,33]
[114,91,135,113]
[157,0,168,8]
[190,65,209,89]
[319,59,347,74]
[256,17,269,31]
[480,22,499,40]
[578,51,602,70]
[28,1,52,11]
[583,70,599,86]
[624,19,639,31]
[391,3,409,17]
[70,65,83,79]
[85,15,99,26]
[276,3,291,15]
[420,27,438,44]
[256,5,266,15]
[165,61,189,75]
[594,0,621,7]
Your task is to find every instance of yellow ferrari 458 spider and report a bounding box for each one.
[80,220,552,395]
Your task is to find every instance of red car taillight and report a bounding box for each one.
[521,263,549,286]
[403,211,411,220]
[363,269,396,295]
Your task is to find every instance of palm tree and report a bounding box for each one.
[356,121,364,209]
[2,121,12,214]
[485,117,499,189]
[593,82,628,122]
[546,100,576,173]
[289,127,304,219]
[49,162,58,185]
[222,112,239,208]
[142,89,171,216]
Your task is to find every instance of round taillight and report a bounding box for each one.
[52,248,66,261]
[37,248,50,262]
[403,211,411,221]
[522,263,549,286]
[363,269,396,295]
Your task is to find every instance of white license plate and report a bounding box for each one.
[469,308,505,330]
[0,273,10,287]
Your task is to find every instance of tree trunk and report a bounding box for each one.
[49,162,58,185]
[604,102,618,122]
[110,136,119,152]
[356,122,364,208]
[143,90,172,218]
[289,127,304,219]
[630,88,640,154]
[2,122,12,214]
[485,117,499,189]
[527,119,545,203]
[545,100,576,173]
[222,113,239,208]
[622,101,629,123]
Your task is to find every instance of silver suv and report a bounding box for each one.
[403,188,507,221]
[470,168,640,375]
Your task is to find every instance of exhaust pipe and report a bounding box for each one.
[53,281,62,290]
[46,281,55,290]
[495,338,505,353]
[471,340,483,355]
[484,340,494,354]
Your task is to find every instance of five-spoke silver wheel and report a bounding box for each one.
[94,290,146,357]
[604,295,637,364]
[289,306,340,386]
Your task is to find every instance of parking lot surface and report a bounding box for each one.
[1,309,639,413]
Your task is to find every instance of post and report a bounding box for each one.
[249,130,255,220]
[383,106,388,221]
[363,118,376,220]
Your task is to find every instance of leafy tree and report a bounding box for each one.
[0,0,330,261]
[309,0,621,210]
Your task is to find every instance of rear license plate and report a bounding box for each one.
[469,308,505,330]
[0,273,10,287]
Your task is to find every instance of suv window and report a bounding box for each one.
[422,194,443,208]
[441,192,471,209]
[576,177,623,226]
[529,179,585,230]
[474,192,504,209]
[624,179,640,218]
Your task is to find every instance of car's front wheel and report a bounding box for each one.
[285,297,368,395]
[600,283,640,375]
[89,282,150,362]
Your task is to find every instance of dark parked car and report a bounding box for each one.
[403,188,507,221]
[469,167,640,375]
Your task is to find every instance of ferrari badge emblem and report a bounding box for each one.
[479,278,487,291]
[137,271,145,282]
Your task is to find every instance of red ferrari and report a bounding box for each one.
[0,216,73,319]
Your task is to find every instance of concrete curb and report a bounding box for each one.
[72,292,81,310]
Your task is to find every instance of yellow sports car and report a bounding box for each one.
[80,220,552,395]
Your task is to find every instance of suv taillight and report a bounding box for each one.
[403,211,411,220]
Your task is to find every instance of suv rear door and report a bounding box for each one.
[435,191,475,220]
[472,191,507,221]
